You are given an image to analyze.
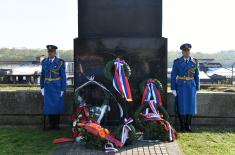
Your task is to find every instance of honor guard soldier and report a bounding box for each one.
[171,43,200,132]
[40,45,66,130]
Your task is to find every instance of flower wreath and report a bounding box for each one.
[72,76,136,152]
[134,79,176,141]
[104,59,131,82]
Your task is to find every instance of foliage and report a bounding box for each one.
[104,59,131,82]
[0,48,73,61]
[81,131,107,149]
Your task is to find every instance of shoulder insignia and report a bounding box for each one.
[58,58,65,64]
[174,58,179,62]
[191,58,198,64]
[41,58,47,64]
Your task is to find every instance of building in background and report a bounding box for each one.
[0,56,74,85]
[167,59,231,84]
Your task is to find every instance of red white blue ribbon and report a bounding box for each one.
[148,100,158,114]
[141,80,162,105]
[165,121,174,142]
[142,113,161,121]
[121,118,133,145]
[105,142,118,153]
[142,100,161,121]
[113,58,133,102]
[141,100,175,141]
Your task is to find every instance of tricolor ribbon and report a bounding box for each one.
[141,100,161,121]
[113,58,133,102]
[141,80,162,105]
[165,121,174,142]
[121,118,133,145]
[105,142,118,153]
[141,100,175,141]
[141,113,161,121]
[148,100,158,114]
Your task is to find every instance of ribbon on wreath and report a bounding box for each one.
[72,106,88,127]
[105,142,119,153]
[140,100,161,121]
[121,118,133,145]
[75,76,123,118]
[113,58,133,102]
[77,97,90,118]
[140,100,175,142]
[72,97,97,134]
[141,80,162,105]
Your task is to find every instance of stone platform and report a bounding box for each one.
[53,140,183,155]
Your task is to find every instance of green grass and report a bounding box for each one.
[0,127,70,155]
[1,127,235,155]
[177,127,235,155]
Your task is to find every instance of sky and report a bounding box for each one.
[163,0,235,53]
[0,0,77,50]
[0,0,235,53]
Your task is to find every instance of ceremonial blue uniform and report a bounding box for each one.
[171,56,199,115]
[40,56,66,115]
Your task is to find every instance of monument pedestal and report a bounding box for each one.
[74,0,167,124]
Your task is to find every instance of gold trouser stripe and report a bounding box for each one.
[177,76,194,80]
[45,77,61,81]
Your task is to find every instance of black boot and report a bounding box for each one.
[178,115,186,132]
[185,115,192,132]
[48,115,56,130]
[54,115,60,130]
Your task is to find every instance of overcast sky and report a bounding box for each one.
[0,0,234,53]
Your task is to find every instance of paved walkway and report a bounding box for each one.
[52,140,183,155]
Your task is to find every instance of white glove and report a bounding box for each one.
[172,90,177,96]
[60,91,64,97]
[41,88,44,96]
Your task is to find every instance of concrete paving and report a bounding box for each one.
[52,140,183,155]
